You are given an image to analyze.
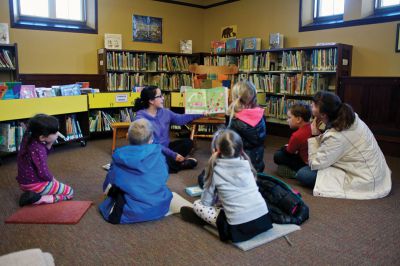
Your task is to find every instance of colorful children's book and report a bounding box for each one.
[20,85,36,99]
[185,87,228,114]
[225,38,238,53]
[185,185,203,197]
[242,37,261,51]
[0,84,7,99]
[211,40,226,54]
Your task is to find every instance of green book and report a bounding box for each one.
[185,87,228,115]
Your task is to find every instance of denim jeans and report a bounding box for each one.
[295,166,318,188]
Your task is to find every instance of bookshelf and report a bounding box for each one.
[87,92,139,135]
[97,48,201,92]
[203,43,353,124]
[0,43,18,82]
[0,96,89,159]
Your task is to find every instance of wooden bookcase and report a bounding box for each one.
[87,92,140,136]
[203,43,353,125]
[97,48,201,92]
[0,43,18,82]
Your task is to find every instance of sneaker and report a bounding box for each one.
[19,191,41,207]
[277,165,297,179]
[181,158,198,170]
[180,206,207,226]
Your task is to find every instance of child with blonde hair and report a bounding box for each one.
[182,130,272,242]
[227,80,266,172]
[99,118,172,224]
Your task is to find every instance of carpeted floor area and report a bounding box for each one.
[0,135,399,265]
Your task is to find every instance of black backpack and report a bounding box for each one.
[257,173,309,225]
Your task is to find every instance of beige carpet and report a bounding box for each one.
[0,135,399,265]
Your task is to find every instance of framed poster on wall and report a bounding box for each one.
[132,15,162,43]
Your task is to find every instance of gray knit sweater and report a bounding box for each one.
[201,157,269,225]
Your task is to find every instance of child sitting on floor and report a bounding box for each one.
[181,129,272,243]
[17,114,74,206]
[99,118,172,224]
[273,102,312,178]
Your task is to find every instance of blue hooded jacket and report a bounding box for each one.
[99,143,172,224]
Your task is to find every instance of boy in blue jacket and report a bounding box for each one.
[99,118,172,224]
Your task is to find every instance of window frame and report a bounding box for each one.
[313,0,344,23]
[374,0,400,15]
[9,0,98,34]
[300,0,400,32]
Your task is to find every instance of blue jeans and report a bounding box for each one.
[296,166,317,188]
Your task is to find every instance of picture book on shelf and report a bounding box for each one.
[180,40,192,54]
[185,185,203,197]
[185,87,228,114]
[225,38,239,53]
[20,85,36,99]
[269,33,284,49]
[0,23,9,44]
[210,40,225,54]
[242,37,261,51]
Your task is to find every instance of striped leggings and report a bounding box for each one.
[20,178,74,204]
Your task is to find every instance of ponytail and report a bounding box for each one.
[204,152,219,189]
[313,91,355,132]
[133,86,158,112]
[331,103,355,131]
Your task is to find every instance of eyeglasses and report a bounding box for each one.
[154,94,164,99]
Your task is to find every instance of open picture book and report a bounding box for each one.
[185,87,228,114]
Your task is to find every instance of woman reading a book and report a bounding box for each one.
[296,91,392,199]
[134,86,203,173]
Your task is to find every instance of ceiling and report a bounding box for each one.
[154,0,239,8]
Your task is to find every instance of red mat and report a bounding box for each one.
[5,201,93,224]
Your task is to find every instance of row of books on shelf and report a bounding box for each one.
[89,109,135,133]
[0,82,98,100]
[243,73,331,95]
[0,49,15,69]
[106,73,192,92]
[0,122,25,152]
[106,52,191,72]
[0,115,83,152]
[263,97,312,120]
[205,48,338,72]
[65,115,83,140]
[211,37,262,54]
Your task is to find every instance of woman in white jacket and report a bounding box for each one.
[296,91,391,199]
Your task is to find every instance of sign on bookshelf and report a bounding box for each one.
[104,34,122,49]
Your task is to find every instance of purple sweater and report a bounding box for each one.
[135,108,202,159]
[16,138,54,185]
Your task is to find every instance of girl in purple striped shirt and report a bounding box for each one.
[16,114,74,206]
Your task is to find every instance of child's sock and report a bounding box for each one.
[33,195,54,205]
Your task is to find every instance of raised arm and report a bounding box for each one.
[308,132,345,170]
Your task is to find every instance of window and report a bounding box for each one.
[375,0,400,14]
[9,0,97,34]
[314,0,345,21]
[300,0,400,31]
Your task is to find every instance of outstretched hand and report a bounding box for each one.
[176,154,185,162]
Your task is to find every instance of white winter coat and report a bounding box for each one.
[308,115,391,199]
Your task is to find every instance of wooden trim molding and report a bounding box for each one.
[153,0,239,9]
